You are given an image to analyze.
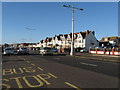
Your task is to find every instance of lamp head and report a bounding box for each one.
[61,5,67,7]
[80,8,83,10]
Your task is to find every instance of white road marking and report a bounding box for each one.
[80,62,98,67]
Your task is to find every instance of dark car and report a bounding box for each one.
[51,48,58,52]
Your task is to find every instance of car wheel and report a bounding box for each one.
[41,52,44,56]
[18,52,20,55]
[42,53,44,56]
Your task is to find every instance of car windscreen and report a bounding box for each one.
[42,47,51,50]
[21,48,28,50]
[5,48,14,50]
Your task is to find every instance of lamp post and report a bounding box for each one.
[26,28,36,43]
[62,4,83,55]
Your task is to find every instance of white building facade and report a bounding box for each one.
[37,30,99,51]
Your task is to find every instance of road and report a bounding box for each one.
[2,54,119,89]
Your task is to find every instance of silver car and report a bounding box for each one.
[40,47,55,56]
[17,47,29,54]
[80,49,88,53]
[3,47,15,55]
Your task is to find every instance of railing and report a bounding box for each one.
[89,47,120,56]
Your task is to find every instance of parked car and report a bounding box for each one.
[17,47,29,54]
[3,47,15,55]
[51,48,58,52]
[80,49,88,53]
[40,47,55,56]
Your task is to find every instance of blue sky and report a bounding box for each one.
[2,2,118,44]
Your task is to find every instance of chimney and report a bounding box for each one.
[92,31,95,35]
[86,30,89,36]
[55,35,57,37]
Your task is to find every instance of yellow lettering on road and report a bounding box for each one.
[27,61,30,63]
[23,67,36,73]
[23,76,43,88]
[31,64,35,66]
[37,74,51,85]
[48,73,57,78]
[13,68,24,74]
[3,69,14,75]
[65,82,81,90]
[0,79,10,89]
[37,67,44,71]
[10,77,23,88]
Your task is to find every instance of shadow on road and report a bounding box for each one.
[2,59,25,63]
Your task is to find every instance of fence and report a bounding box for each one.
[89,47,120,56]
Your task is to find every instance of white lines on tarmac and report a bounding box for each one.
[80,62,98,67]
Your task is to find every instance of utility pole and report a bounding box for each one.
[62,4,83,56]
[26,28,36,43]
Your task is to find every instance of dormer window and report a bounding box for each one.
[79,40,81,43]
[77,34,81,38]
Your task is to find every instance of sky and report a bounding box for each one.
[2,2,118,44]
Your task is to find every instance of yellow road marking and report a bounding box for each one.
[22,76,43,87]
[13,68,24,74]
[37,74,51,85]
[31,64,35,66]
[1,79,10,88]
[10,77,23,88]
[3,69,14,75]
[37,67,44,71]
[27,61,30,63]
[48,73,57,78]
[17,56,25,60]
[65,82,81,90]
[23,67,36,73]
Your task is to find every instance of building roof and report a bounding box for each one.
[74,30,92,39]
[40,40,43,43]
[59,30,92,39]
[47,37,52,42]
[56,36,61,40]
[100,36,120,42]
[40,30,94,42]
[64,34,68,39]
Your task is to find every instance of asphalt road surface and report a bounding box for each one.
[2,54,120,89]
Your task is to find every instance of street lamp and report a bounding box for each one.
[62,4,83,56]
[25,28,36,43]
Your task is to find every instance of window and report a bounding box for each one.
[91,43,94,45]
[79,40,81,43]
[68,41,71,44]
